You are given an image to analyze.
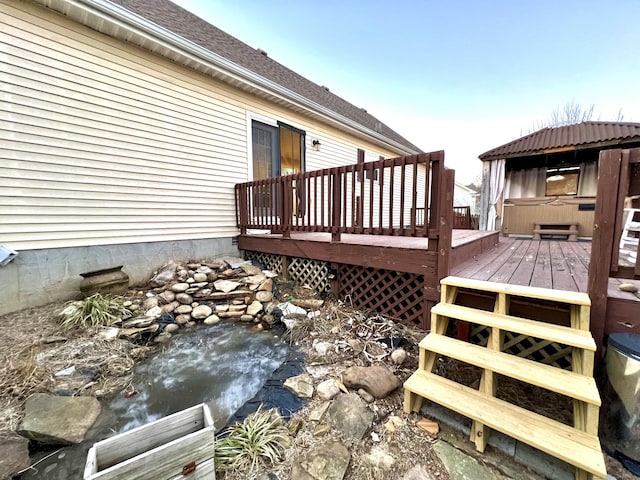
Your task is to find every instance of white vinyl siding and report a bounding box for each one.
[0,1,404,251]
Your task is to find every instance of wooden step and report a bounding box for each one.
[533,229,578,235]
[419,333,601,405]
[431,303,596,351]
[440,276,591,306]
[404,370,606,478]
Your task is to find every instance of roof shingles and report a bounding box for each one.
[108,0,421,153]
[479,121,640,161]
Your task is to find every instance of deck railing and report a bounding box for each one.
[236,151,453,244]
[453,206,471,229]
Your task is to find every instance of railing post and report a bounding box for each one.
[331,169,342,242]
[282,177,292,239]
[235,184,247,235]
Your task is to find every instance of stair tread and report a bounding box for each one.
[404,370,606,478]
[440,276,591,306]
[419,333,601,405]
[431,303,596,351]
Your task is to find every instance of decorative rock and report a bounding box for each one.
[223,256,247,269]
[192,305,213,320]
[143,296,159,310]
[279,302,307,317]
[122,300,133,307]
[149,261,178,287]
[97,327,120,341]
[314,341,333,357]
[255,291,273,302]
[417,418,439,436]
[144,306,163,319]
[207,272,218,282]
[262,314,275,325]
[186,321,197,327]
[291,441,350,480]
[175,293,194,305]
[118,324,159,339]
[284,373,314,398]
[292,298,324,310]
[193,272,208,282]
[162,302,177,314]
[619,283,639,293]
[175,314,191,325]
[171,283,190,292]
[18,394,101,445]
[240,314,254,322]
[122,315,156,328]
[401,464,436,480]
[186,277,195,284]
[316,379,341,401]
[309,401,331,422]
[197,265,212,274]
[0,435,30,479]
[158,290,176,303]
[214,279,241,293]
[164,323,180,333]
[391,348,408,365]
[153,332,172,343]
[342,366,401,399]
[230,304,247,312]
[241,262,263,276]
[175,305,193,315]
[327,393,374,442]
[246,274,267,285]
[246,300,263,316]
[190,282,208,288]
[357,388,375,404]
[204,315,220,325]
[257,279,273,292]
[215,304,229,312]
[263,270,278,278]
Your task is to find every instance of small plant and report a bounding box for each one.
[215,406,290,472]
[59,293,130,330]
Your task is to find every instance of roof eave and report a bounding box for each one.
[36,0,418,156]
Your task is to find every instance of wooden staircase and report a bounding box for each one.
[404,276,606,480]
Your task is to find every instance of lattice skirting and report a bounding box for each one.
[244,251,283,275]
[338,264,425,328]
[288,257,331,294]
[470,324,572,369]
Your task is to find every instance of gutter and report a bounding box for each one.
[57,0,419,155]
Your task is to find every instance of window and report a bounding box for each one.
[545,166,580,196]
[251,120,305,180]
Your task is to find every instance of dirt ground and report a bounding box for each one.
[0,281,637,480]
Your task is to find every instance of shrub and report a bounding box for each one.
[215,406,290,472]
[59,293,130,330]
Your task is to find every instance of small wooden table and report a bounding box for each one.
[533,221,579,241]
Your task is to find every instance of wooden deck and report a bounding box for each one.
[451,236,640,336]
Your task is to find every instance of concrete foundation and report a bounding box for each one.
[0,237,238,315]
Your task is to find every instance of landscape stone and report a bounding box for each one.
[241,262,263,276]
[246,300,263,316]
[170,282,190,292]
[309,401,331,422]
[246,273,267,285]
[357,388,375,403]
[263,270,278,278]
[214,279,240,293]
[241,314,254,322]
[18,394,101,445]
[193,272,208,282]
[215,304,229,312]
[164,323,180,333]
[175,314,191,325]
[158,290,176,303]
[0,435,30,478]
[143,296,159,310]
[291,441,350,480]
[284,373,314,398]
[191,305,213,319]
[118,324,159,339]
[402,464,436,480]
[149,261,178,287]
[391,348,408,365]
[255,291,273,302]
[327,393,374,441]
[316,379,340,401]
[174,305,193,314]
[175,293,194,305]
[121,315,156,328]
[433,440,499,480]
[342,365,401,398]
[223,256,246,269]
[144,306,162,319]
[259,278,273,291]
[153,332,172,343]
[203,315,220,325]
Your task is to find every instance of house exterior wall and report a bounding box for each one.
[0,1,403,313]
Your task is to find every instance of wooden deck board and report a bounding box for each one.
[452,237,593,293]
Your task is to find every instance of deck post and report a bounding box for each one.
[331,169,342,242]
[588,149,622,355]
[282,177,292,239]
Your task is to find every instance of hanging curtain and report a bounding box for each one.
[577,161,598,197]
[487,159,506,231]
[504,167,546,199]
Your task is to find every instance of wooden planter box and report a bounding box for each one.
[84,404,215,480]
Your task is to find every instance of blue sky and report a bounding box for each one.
[173,0,640,183]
